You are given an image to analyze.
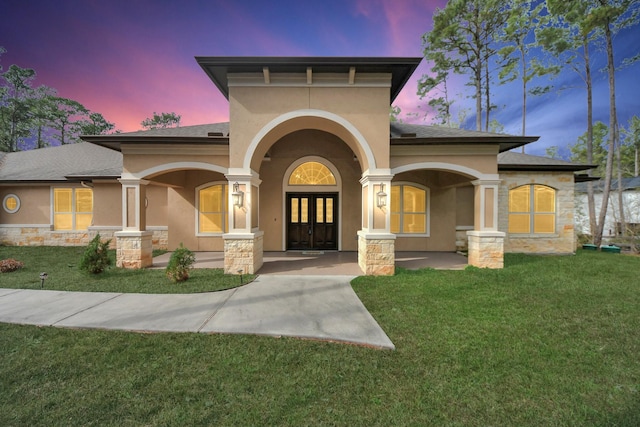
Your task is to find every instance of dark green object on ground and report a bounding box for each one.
[582,244,598,251]
[601,245,621,253]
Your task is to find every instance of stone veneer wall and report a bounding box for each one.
[0,226,168,250]
[116,231,153,269]
[455,226,473,252]
[498,171,576,254]
[467,231,505,268]
[223,233,264,274]
[357,233,395,275]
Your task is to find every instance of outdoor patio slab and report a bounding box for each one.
[56,292,233,333]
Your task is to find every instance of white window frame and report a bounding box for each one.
[50,187,94,231]
[3,194,20,214]
[391,182,430,237]
[508,184,557,236]
[195,182,228,236]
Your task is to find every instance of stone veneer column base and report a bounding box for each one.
[467,230,505,269]
[223,232,264,274]
[115,231,153,269]
[357,231,395,276]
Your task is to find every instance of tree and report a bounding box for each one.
[141,112,181,130]
[48,97,88,145]
[77,112,115,136]
[421,0,507,131]
[389,105,402,123]
[0,64,36,152]
[544,0,639,245]
[621,115,640,177]
[499,0,559,149]
[417,50,456,126]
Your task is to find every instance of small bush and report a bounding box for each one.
[166,244,196,283]
[80,234,112,274]
[0,258,24,273]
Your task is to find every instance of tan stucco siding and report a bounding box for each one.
[229,85,391,171]
[498,171,576,254]
[166,170,227,251]
[92,182,121,227]
[1,186,50,225]
[456,185,474,227]
[257,130,362,251]
[122,144,229,178]
[390,152,499,176]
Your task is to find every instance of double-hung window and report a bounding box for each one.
[390,184,429,234]
[197,183,228,234]
[53,188,93,230]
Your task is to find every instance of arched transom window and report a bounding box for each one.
[288,161,336,185]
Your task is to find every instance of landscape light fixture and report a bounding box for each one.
[232,182,244,208]
[39,272,48,289]
[376,184,387,208]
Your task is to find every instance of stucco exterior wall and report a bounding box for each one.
[1,186,50,225]
[498,171,576,254]
[166,170,227,251]
[229,84,391,171]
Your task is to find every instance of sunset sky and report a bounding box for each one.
[1,0,639,156]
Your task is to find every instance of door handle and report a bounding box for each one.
[308,227,312,235]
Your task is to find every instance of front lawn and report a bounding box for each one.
[0,246,251,293]
[1,251,639,425]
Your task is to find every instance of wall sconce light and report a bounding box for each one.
[232,182,244,208]
[376,184,387,208]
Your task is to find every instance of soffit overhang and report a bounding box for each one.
[195,56,422,103]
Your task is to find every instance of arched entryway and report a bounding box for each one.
[282,156,342,251]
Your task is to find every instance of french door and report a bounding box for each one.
[286,193,338,250]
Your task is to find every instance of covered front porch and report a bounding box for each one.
[152,251,469,275]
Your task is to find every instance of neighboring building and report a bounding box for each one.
[575,177,640,238]
[0,57,592,275]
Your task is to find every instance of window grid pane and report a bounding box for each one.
[316,198,324,223]
[508,185,555,234]
[391,184,427,234]
[301,198,308,223]
[198,184,227,233]
[326,198,333,223]
[291,198,299,223]
[289,162,336,185]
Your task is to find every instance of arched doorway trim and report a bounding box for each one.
[391,162,498,181]
[244,109,376,172]
[282,156,343,251]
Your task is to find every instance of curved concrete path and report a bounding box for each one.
[0,275,394,350]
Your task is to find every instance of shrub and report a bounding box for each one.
[166,244,196,283]
[79,234,112,274]
[0,258,24,273]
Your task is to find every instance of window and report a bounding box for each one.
[390,184,428,234]
[198,184,228,234]
[53,188,93,230]
[289,161,336,185]
[3,194,20,214]
[508,184,556,234]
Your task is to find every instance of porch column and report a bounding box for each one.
[223,170,263,274]
[115,179,153,268]
[467,179,505,268]
[358,173,395,275]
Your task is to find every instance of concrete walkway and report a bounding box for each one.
[0,275,395,350]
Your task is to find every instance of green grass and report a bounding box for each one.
[1,250,639,425]
[0,246,252,293]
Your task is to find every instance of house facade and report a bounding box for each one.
[0,57,590,275]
